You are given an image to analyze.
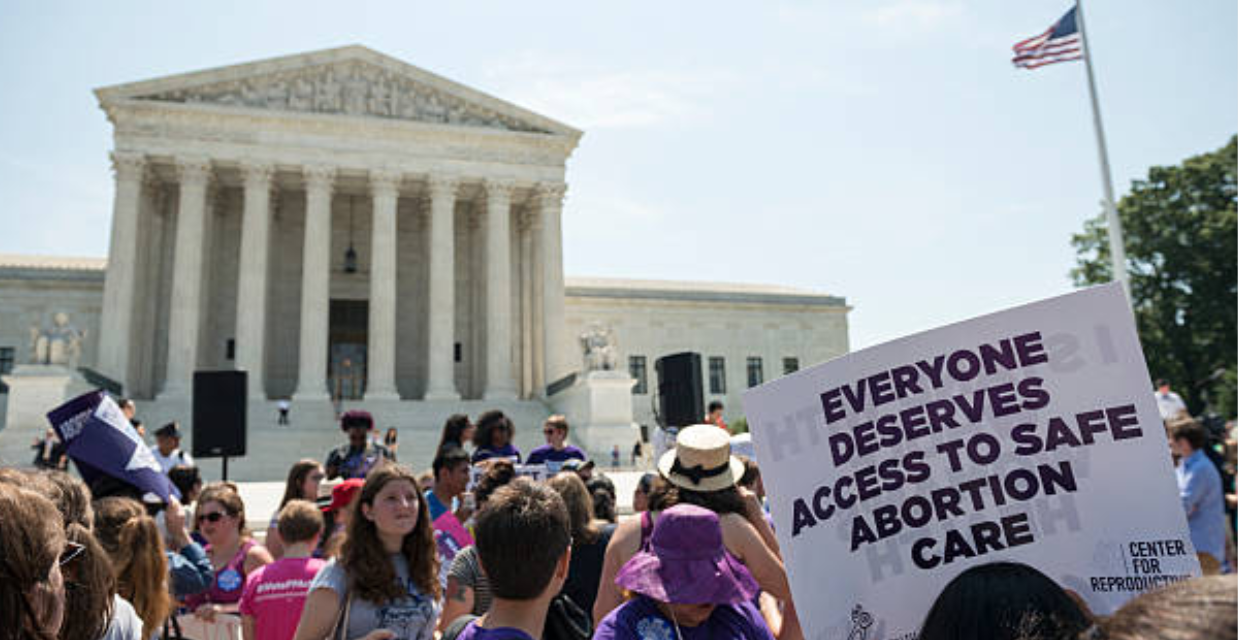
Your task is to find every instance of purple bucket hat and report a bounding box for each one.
[615,504,759,605]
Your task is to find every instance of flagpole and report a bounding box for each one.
[1075,0,1131,304]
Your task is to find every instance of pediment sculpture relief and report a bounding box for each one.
[134,61,547,133]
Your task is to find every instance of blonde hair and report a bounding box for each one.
[93,498,171,634]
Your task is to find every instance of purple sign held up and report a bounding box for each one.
[47,390,179,503]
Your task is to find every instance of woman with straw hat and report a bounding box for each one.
[592,426,798,637]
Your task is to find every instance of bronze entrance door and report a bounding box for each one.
[329,300,368,401]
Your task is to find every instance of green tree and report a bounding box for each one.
[1071,136,1237,418]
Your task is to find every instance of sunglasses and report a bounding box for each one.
[543,429,556,435]
[59,540,85,566]
[197,511,230,524]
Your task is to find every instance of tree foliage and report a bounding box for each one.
[1071,136,1237,417]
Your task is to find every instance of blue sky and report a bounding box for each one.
[0,1,1233,351]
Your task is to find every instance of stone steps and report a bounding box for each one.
[133,397,557,481]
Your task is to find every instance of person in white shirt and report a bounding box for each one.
[1155,379,1188,421]
[152,422,194,474]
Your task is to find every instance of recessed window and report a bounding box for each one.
[0,347,13,374]
[746,357,764,388]
[454,342,463,363]
[783,357,799,375]
[629,355,648,395]
[709,356,726,394]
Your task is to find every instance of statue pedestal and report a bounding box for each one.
[550,370,639,458]
[0,365,91,467]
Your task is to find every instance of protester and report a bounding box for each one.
[630,441,641,467]
[277,398,291,426]
[593,426,791,630]
[917,561,1091,640]
[595,504,770,640]
[31,427,68,470]
[443,460,517,628]
[163,495,216,600]
[319,478,364,559]
[473,411,522,463]
[385,427,400,460]
[632,473,655,513]
[168,464,204,507]
[611,445,620,469]
[152,422,194,473]
[449,479,573,640]
[185,483,275,618]
[705,400,728,431]
[1098,574,1237,640]
[64,522,142,640]
[266,459,326,559]
[428,446,473,522]
[437,414,477,455]
[240,500,326,640]
[547,471,616,615]
[1156,379,1189,421]
[0,483,67,640]
[294,465,440,640]
[1170,419,1228,573]
[94,497,173,635]
[117,397,139,428]
[326,410,394,480]
[586,475,617,524]
[526,415,586,469]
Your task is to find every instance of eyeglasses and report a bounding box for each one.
[59,541,85,566]
[197,511,229,524]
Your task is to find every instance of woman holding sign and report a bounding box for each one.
[593,426,799,638]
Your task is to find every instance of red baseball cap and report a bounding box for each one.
[322,478,364,513]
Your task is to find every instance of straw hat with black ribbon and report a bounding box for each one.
[657,424,745,493]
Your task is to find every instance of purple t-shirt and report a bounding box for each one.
[594,596,774,640]
[454,621,534,640]
[472,444,522,464]
[524,444,586,467]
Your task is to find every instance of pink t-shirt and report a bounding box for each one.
[238,556,326,640]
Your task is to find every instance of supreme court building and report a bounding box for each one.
[0,46,849,470]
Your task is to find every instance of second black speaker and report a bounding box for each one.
[655,352,704,428]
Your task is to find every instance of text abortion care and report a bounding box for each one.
[743,284,1199,640]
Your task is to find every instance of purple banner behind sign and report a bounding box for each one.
[47,390,179,503]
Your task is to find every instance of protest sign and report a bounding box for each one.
[47,390,179,503]
[743,284,1199,640]
[433,511,475,587]
[468,462,549,490]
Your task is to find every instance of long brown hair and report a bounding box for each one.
[0,484,64,640]
[341,465,439,602]
[547,471,601,546]
[92,497,171,633]
[280,459,322,509]
[60,524,115,640]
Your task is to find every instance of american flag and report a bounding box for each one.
[1012,7,1083,69]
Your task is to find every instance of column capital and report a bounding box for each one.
[110,151,146,181]
[174,156,213,185]
[370,168,404,197]
[536,182,567,208]
[303,164,336,192]
[239,160,276,187]
[484,178,517,201]
[427,174,460,199]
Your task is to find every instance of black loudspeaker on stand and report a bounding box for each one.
[655,352,704,428]
[192,370,248,480]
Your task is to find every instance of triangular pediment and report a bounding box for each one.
[95,45,578,137]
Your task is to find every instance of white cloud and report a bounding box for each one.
[481,52,734,130]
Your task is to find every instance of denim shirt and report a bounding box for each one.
[1176,449,1226,563]
[168,541,215,597]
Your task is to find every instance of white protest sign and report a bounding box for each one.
[743,284,1200,640]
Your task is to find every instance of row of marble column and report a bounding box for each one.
[98,151,568,401]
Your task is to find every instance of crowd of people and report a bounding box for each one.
[4,386,1237,640]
